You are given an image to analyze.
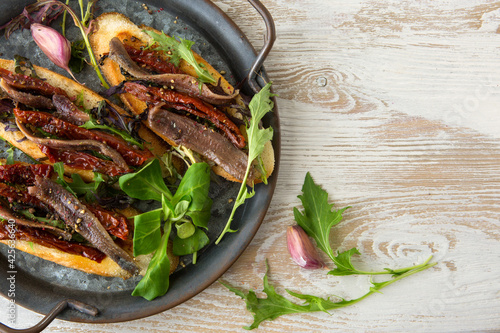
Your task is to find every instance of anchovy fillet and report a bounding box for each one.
[28,177,139,275]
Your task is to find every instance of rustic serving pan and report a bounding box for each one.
[0,0,279,330]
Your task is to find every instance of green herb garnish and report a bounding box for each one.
[53,161,105,201]
[119,159,212,300]
[80,101,144,149]
[215,82,274,244]
[222,258,436,330]
[0,137,15,165]
[145,30,217,87]
[221,172,437,329]
[295,172,431,276]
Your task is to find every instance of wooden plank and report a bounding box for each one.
[2,0,499,331]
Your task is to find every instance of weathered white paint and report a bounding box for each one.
[1,0,500,331]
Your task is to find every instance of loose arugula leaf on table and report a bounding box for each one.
[145,30,216,86]
[293,172,349,260]
[215,82,274,244]
[295,172,431,276]
[222,258,436,330]
[119,160,213,300]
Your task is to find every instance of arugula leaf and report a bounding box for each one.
[53,162,77,196]
[246,84,275,163]
[145,30,216,86]
[119,159,173,202]
[132,221,172,301]
[0,137,15,165]
[327,250,437,276]
[326,248,362,276]
[222,258,436,330]
[215,83,274,244]
[68,172,105,202]
[295,172,432,276]
[293,172,349,260]
[18,210,66,230]
[52,162,105,201]
[80,119,143,149]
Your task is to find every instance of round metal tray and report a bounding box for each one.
[0,0,280,328]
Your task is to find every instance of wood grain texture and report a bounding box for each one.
[2,0,500,331]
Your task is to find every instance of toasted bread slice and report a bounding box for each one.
[89,12,274,183]
[0,59,170,182]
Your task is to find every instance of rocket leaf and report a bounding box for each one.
[222,258,436,330]
[295,172,431,276]
[145,31,216,86]
[215,82,274,244]
[293,172,349,260]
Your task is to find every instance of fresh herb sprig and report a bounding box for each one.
[215,82,274,244]
[80,119,143,149]
[0,137,15,165]
[222,173,437,329]
[53,161,104,202]
[80,101,144,149]
[144,30,217,87]
[118,159,212,300]
[295,172,430,276]
[222,257,436,330]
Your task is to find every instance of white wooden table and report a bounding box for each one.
[2,0,500,331]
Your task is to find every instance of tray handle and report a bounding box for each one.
[246,0,276,94]
[0,299,98,333]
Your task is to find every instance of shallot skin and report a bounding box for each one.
[286,225,324,269]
